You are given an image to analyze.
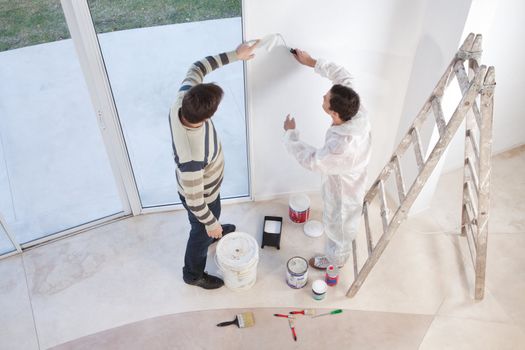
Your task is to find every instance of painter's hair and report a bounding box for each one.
[181,83,224,123]
[329,84,360,121]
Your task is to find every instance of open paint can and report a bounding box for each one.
[286,256,308,289]
[289,194,310,223]
[312,279,328,301]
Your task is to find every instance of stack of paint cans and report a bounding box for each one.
[325,265,339,286]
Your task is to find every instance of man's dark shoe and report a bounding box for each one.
[183,272,224,289]
[212,224,236,244]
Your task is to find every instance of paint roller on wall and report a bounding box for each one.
[249,33,296,54]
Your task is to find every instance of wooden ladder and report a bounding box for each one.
[346,33,496,300]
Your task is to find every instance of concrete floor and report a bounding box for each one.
[1,145,524,349]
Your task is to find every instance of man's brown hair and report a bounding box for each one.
[181,83,224,123]
[329,84,360,121]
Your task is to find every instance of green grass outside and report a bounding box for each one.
[0,0,241,52]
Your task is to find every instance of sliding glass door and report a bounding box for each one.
[0,0,126,245]
[0,0,249,258]
[87,0,249,208]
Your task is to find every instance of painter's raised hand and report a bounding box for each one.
[236,40,260,60]
[283,114,296,131]
[291,49,317,68]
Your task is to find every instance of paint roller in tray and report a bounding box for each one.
[248,33,296,54]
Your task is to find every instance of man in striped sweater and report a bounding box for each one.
[170,41,258,289]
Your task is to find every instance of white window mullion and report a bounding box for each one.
[61,0,142,215]
[0,212,22,254]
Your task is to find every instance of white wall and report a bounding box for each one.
[442,0,525,172]
[244,0,427,200]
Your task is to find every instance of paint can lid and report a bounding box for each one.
[289,194,310,211]
[312,279,327,294]
[303,220,324,237]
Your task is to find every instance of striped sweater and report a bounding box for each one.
[169,50,239,233]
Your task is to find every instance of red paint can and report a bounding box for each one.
[289,194,310,223]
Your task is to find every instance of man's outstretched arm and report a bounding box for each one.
[291,48,353,88]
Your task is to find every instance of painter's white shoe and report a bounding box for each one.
[309,256,343,270]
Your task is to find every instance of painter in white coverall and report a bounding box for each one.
[283,49,372,267]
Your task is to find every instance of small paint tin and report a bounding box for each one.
[286,256,308,289]
[312,279,327,300]
[289,194,310,223]
[325,265,339,286]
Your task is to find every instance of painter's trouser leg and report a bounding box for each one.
[324,203,361,267]
[180,195,221,281]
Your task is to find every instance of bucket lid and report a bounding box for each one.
[289,194,310,211]
[216,232,259,268]
[303,220,324,238]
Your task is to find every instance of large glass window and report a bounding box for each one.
[87,0,249,207]
[0,0,124,245]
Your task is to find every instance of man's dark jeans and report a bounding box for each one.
[180,194,221,281]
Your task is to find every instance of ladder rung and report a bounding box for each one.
[466,157,480,190]
[378,180,389,232]
[392,155,406,203]
[410,127,425,170]
[466,130,480,165]
[431,97,447,137]
[363,202,373,256]
[465,199,479,231]
[465,222,477,268]
[465,179,480,209]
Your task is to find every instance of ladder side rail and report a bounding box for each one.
[346,67,487,297]
[352,239,359,280]
[474,66,495,300]
[455,61,483,129]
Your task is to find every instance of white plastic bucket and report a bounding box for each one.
[216,232,259,291]
[289,194,310,223]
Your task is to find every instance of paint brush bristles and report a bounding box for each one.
[289,309,315,316]
[216,312,255,328]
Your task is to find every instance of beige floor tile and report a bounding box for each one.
[0,255,39,350]
[485,234,525,332]
[419,316,525,350]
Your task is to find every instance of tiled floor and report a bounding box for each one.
[1,146,524,349]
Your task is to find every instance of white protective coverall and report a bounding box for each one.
[284,59,372,266]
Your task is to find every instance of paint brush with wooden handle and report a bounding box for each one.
[216,312,255,328]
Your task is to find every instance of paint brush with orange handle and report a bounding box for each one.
[288,317,297,341]
[289,309,315,316]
